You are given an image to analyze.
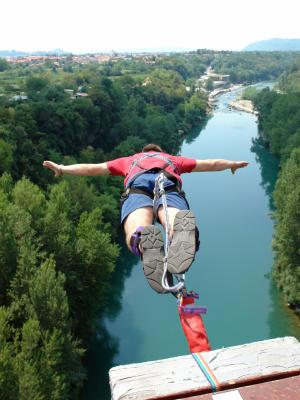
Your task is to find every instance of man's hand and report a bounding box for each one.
[231,161,249,174]
[43,160,63,177]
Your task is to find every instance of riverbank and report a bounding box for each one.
[229,99,258,115]
[207,84,243,108]
[199,66,244,110]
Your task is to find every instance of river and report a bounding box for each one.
[82,84,300,400]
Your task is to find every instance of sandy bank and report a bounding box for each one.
[229,99,258,115]
[208,84,243,105]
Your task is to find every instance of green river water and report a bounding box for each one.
[82,85,300,399]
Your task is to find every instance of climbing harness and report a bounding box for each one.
[154,172,211,353]
[153,172,185,293]
[125,152,180,188]
[127,152,177,177]
[120,179,184,205]
[153,172,203,300]
[153,173,205,307]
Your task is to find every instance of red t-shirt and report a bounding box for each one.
[107,152,196,187]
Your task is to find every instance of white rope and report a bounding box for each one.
[154,173,185,293]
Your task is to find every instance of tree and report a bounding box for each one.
[184,93,207,127]
[74,208,119,330]
[0,58,9,72]
[42,181,74,271]
[0,139,14,175]
[110,136,146,158]
[273,148,300,305]
[26,76,49,94]
[0,308,18,400]
[0,192,17,303]
[16,258,85,399]
[12,177,46,233]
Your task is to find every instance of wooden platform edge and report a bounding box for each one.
[109,336,300,400]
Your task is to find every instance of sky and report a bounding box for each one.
[1,0,300,53]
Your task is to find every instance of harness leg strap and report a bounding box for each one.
[129,226,144,257]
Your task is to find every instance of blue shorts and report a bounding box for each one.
[121,171,189,224]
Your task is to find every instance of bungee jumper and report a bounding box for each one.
[43,143,248,352]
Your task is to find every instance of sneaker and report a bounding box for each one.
[140,225,173,294]
[167,210,197,274]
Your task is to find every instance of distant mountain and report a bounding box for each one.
[243,39,300,52]
[116,47,193,53]
[0,50,26,57]
[0,49,68,57]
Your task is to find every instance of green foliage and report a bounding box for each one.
[12,177,46,232]
[0,256,85,399]
[0,139,14,174]
[26,76,49,93]
[0,172,13,194]
[0,52,212,398]
[212,52,300,83]
[278,66,300,93]
[142,69,186,111]
[254,88,300,159]
[0,58,10,72]
[111,136,146,158]
[184,92,207,128]
[157,54,208,80]
[15,258,85,399]
[0,308,18,400]
[3,48,300,398]
[0,192,17,301]
[1,60,208,186]
[241,87,259,101]
[75,208,119,322]
[0,173,119,397]
[254,66,300,307]
[273,149,300,305]
[27,258,70,331]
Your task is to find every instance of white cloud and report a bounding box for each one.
[1,0,299,52]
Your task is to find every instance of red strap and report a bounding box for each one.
[178,296,211,353]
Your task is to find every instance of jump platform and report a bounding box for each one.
[109,336,300,400]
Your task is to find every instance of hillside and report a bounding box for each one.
[244,38,300,52]
[0,49,67,57]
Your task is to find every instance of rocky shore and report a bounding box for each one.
[200,66,257,115]
[229,99,258,114]
[207,84,243,108]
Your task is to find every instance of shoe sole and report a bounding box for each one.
[140,225,173,294]
[167,210,196,274]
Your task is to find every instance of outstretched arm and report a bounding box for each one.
[192,159,249,174]
[43,161,110,177]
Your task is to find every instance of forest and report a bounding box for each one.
[0,50,300,398]
[211,51,300,82]
[0,53,209,399]
[245,71,300,307]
